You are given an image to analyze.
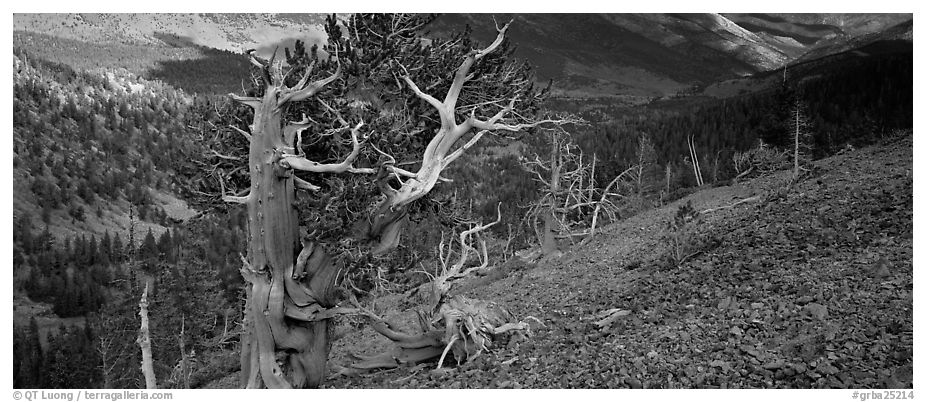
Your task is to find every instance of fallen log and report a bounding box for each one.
[700,195,761,214]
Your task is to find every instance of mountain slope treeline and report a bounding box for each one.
[567,41,912,190]
[435,38,912,253]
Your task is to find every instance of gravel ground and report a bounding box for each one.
[324,134,912,389]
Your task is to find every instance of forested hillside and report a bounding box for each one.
[12,47,249,388]
[452,39,912,231]
[14,31,249,95]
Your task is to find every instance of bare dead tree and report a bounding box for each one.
[522,127,627,253]
[789,99,813,181]
[579,165,638,247]
[166,315,194,389]
[98,330,116,389]
[96,292,141,389]
[136,282,157,389]
[687,135,704,187]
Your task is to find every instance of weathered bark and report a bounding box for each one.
[348,207,536,371]
[230,54,349,389]
[136,283,157,389]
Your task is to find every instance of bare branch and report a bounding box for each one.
[210,149,241,161]
[282,63,342,105]
[279,121,372,174]
[247,50,266,68]
[369,142,398,166]
[221,194,251,204]
[443,19,512,113]
[229,125,252,142]
[700,195,761,214]
[291,59,317,94]
[470,116,577,133]
[442,129,489,168]
[579,165,636,247]
[293,176,321,192]
[455,203,502,272]
[219,176,251,204]
[476,18,514,61]
[401,75,445,114]
[229,94,261,110]
[317,98,348,126]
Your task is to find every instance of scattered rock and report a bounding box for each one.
[804,303,828,320]
[791,363,807,374]
[796,296,814,305]
[762,361,785,370]
[718,297,733,310]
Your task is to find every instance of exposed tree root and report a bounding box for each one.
[348,295,533,372]
[347,209,536,372]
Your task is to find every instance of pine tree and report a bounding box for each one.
[202,14,569,388]
[140,228,157,261]
[635,132,659,197]
[100,231,112,266]
[17,317,44,388]
[112,234,124,264]
[88,235,99,267]
[156,229,172,261]
[15,213,34,254]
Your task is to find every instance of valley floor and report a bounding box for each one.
[324,134,913,389]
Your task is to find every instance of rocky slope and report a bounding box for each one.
[323,132,912,388]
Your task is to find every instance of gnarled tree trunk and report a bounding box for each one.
[228,54,352,389]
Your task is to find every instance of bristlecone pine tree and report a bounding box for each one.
[194,14,573,388]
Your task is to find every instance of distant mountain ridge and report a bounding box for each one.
[13,13,330,54]
[14,13,912,98]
